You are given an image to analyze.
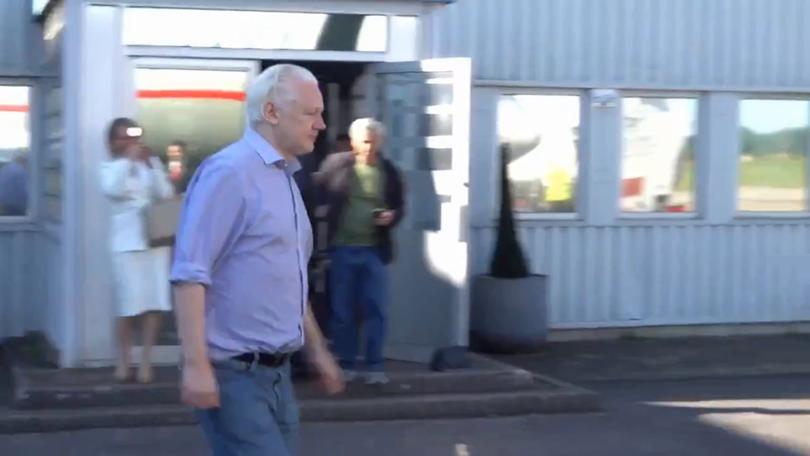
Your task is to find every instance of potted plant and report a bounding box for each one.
[470,144,548,353]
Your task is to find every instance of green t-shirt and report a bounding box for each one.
[334,161,385,246]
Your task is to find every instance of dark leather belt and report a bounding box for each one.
[232,352,291,368]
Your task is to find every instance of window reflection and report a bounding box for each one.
[621,97,697,213]
[738,99,808,212]
[0,86,31,216]
[498,94,580,213]
[134,68,248,193]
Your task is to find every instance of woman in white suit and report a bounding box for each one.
[100,118,175,383]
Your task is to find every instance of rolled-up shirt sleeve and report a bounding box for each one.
[170,159,246,287]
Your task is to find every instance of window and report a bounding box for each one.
[32,0,49,15]
[0,86,31,217]
[621,96,698,213]
[134,68,249,193]
[738,99,808,212]
[497,94,580,213]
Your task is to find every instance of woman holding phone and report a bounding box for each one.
[99,117,175,383]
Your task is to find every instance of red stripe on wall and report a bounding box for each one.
[137,90,246,102]
[0,105,29,113]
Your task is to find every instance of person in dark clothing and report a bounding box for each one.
[314,118,405,385]
[165,140,189,194]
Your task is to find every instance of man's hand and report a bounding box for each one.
[181,361,220,409]
[303,305,344,395]
[375,210,395,227]
[311,350,345,395]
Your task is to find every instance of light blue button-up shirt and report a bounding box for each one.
[170,128,313,361]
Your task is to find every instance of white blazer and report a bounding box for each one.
[100,156,175,253]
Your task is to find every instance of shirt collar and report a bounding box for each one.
[242,127,302,173]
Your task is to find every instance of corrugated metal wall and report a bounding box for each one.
[0,228,60,341]
[424,0,810,329]
[0,0,39,341]
[0,1,64,347]
[472,223,810,327]
[0,0,39,76]
[428,0,810,90]
[0,230,36,338]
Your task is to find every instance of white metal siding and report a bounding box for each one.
[472,223,810,328]
[0,1,66,353]
[0,230,35,338]
[0,229,62,342]
[428,0,810,90]
[0,0,41,76]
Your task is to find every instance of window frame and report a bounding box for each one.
[617,90,703,220]
[0,79,37,225]
[734,93,810,219]
[495,88,586,221]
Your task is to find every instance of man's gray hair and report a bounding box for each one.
[245,64,317,125]
[348,117,386,141]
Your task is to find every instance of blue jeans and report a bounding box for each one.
[329,246,388,372]
[195,359,299,456]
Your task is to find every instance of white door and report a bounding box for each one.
[369,58,472,363]
[125,58,257,362]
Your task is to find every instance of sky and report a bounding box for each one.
[740,99,809,134]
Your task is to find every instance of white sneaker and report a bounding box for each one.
[364,372,389,385]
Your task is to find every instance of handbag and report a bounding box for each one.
[144,195,183,247]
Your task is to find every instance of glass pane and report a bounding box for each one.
[32,0,48,15]
[134,68,248,193]
[498,94,580,213]
[738,99,808,212]
[124,9,387,52]
[621,97,698,213]
[0,86,31,216]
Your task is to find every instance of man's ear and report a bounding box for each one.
[263,100,280,125]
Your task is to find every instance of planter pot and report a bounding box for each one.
[470,274,548,354]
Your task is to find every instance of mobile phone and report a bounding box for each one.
[126,127,143,138]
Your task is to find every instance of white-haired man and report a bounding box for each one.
[316,118,405,385]
[171,63,344,456]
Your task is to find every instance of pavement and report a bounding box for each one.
[5,332,810,452]
[495,334,810,383]
[4,375,810,455]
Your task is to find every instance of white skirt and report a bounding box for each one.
[112,247,172,317]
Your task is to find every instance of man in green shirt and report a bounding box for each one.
[316,118,405,384]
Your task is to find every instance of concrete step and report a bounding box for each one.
[12,361,538,410]
[0,386,601,434]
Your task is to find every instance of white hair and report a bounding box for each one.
[245,64,317,125]
[348,117,386,141]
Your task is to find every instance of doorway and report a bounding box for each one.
[129,58,375,350]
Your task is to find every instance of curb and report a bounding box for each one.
[11,366,538,410]
[0,388,601,434]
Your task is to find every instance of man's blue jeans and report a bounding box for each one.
[329,246,388,372]
[195,359,299,456]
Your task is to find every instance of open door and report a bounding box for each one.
[369,58,471,363]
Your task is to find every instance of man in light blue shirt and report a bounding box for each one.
[171,64,343,456]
